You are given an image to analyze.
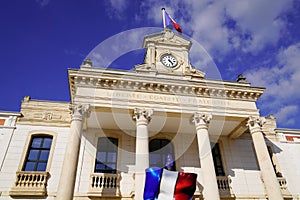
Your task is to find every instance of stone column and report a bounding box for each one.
[56,104,90,200]
[247,116,283,200]
[132,108,153,200]
[193,113,220,200]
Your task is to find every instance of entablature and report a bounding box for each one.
[68,68,264,104]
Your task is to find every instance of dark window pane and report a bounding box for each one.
[95,163,105,170]
[24,136,53,172]
[28,150,39,160]
[94,137,118,173]
[149,139,176,171]
[24,162,36,171]
[40,150,50,161]
[43,138,52,148]
[97,152,106,162]
[31,138,42,148]
[37,162,47,171]
[212,143,225,176]
[107,152,117,162]
[106,164,116,170]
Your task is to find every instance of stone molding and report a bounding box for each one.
[132,108,153,126]
[69,70,264,104]
[247,116,266,135]
[18,99,71,127]
[193,112,212,130]
[69,104,90,122]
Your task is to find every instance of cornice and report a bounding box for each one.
[68,68,264,103]
[0,111,22,117]
[275,128,300,135]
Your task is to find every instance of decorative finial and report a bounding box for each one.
[23,96,31,102]
[236,74,248,83]
[82,58,92,67]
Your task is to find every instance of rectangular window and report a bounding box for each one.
[94,137,118,174]
[211,143,225,176]
[23,136,53,171]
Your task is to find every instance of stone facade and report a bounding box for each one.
[0,29,299,200]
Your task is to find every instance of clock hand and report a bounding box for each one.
[168,59,174,64]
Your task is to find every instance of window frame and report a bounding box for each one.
[94,136,119,174]
[18,131,56,173]
[211,142,226,176]
[149,138,176,171]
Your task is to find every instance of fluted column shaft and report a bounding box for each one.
[133,108,153,200]
[56,104,90,200]
[247,117,283,200]
[193,113,220,200]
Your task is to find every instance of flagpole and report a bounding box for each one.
[161,8,166,29]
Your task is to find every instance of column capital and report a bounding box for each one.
[193,112,212,130]
[69,104,90,122]
[133,108,153,126]
[247,116,266,134]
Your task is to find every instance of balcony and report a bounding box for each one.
[217,176,235,199]
[9,171,50,197]
[88,173,120,197]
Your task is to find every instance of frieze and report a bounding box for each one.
[70,75,263,102]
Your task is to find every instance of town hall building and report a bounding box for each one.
[0,29,300,200]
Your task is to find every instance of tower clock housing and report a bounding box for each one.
[135,28,205,78]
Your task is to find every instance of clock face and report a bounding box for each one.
[161,54,178,68]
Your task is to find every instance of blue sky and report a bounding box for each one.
[0,0,300,129]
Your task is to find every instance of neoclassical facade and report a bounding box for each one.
[0,29,299,200]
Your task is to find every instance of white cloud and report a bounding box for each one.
[245,43,300,126]
[224,0,293,52]
[103,0,294,57]
[105,0,129,19]
[130,0,294,58]
[246,43,300,100]
[274,105,298,125]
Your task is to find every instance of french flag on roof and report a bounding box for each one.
[162,8,182,33]
[143,167,197,200]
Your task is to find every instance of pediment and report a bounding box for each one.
[143,28,192,50]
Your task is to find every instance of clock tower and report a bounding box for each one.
[135,28,205,78]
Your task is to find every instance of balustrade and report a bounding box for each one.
[277,177,292,197]
[88,173,120,196]
[10,171,49,196]
[217,176,232,197]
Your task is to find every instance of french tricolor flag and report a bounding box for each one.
[162,8,182,33]
[143,167,197,200]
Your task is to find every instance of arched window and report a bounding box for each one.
[149,139,176,171]
[94,137,118,174]
[23,136,53,171]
